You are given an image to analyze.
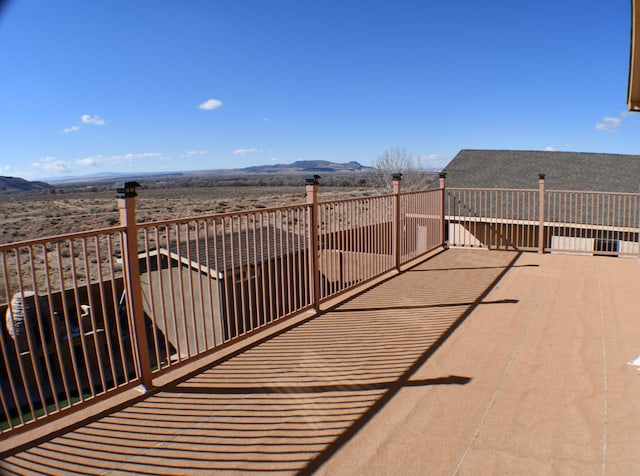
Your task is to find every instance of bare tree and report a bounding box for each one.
[369,147,433,193]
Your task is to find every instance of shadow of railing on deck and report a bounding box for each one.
[0,249,522,474]
[301,249,523,475]
[168,375,473,395]
[330,298,519,314]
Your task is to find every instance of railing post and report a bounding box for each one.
[439,172,447,249]
[117,182,152,391]
[306,176,320,310]
[538,173,546,254]
[392,173,402,271]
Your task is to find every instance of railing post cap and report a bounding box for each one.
[538,173,546,180]
[439,172,447,179]
[305,175,321,185]
[115,181,141,198]
[392,172,403,181]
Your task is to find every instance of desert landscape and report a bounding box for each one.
[0,167,437,306]
[1,165,438,245]
[1,183,356,245]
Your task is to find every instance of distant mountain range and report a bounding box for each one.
[42,160,374,185]
[0,176,52,194]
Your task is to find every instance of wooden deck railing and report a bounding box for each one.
[446,176,640,257]
[0,228,139,436]
[2,173,639,438]
[0,176,444,437]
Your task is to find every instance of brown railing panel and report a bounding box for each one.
[446,187,640,256]
[544,190,639,256]
[446,188,540,251]
[136,205,313,374]
[400,189,443,263]
[0,229,139,434]
[317,195,394,301]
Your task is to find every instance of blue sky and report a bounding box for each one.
[0,0,637,180]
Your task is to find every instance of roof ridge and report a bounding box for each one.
[458,149,640,159]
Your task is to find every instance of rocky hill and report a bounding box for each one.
[0,176,52,194]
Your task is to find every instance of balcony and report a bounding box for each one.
[2,179,640,473]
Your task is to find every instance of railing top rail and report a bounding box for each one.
[318,193,393,206]
[545,189,640,197]
[445,214,640,232]
[399,188,442,197]
[0,225,126,251]
[316,188,441,207]
[447,187,538,193]
[448,186,640,197]
[138,202,311,228]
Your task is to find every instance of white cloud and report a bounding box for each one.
[544,146,557,151]
[76,152,162,167]
[2,165,12,173]
[234,148,258,156]
[595,116,621,131]
[198,98,223,110]
[595,112,630,132]
[76,156,100,167]
[62,114,105,133]
[233,148,270,156]
[32,156,71,174]
[113,152,161,162]
[183,150,209,158]
[81,114,106,126]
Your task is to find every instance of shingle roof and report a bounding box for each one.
[141,226,308,276]
[438,150,640,192]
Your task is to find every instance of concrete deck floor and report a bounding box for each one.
[2,249,640,475]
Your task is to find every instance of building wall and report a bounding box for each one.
[449,221,538,251]
[140,257,223,358]
[449,220,639,257]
